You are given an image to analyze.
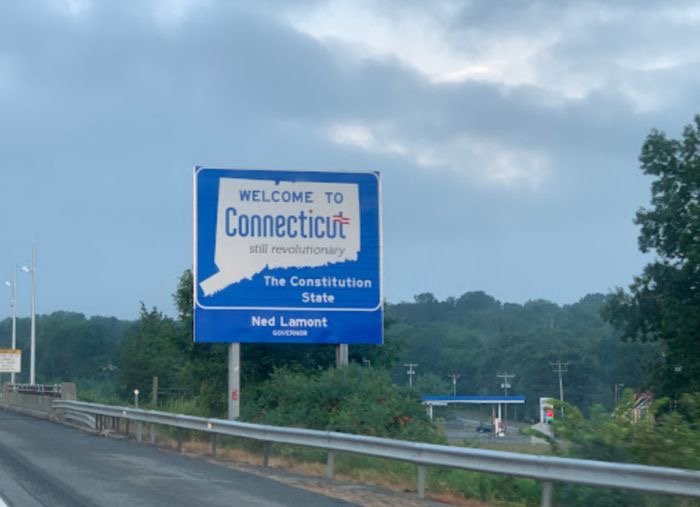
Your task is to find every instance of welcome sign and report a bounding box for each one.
[194,168,382,344]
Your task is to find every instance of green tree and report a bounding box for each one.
[118,305,185,399]
[414,372,450,396]
[37,312,126,382]
[604,115,700,396]
[170,269,228,414]
[549,395,700,506]
[389,291,658,418]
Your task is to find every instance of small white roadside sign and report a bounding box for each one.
[0,349,21,373]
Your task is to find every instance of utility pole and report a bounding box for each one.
[551,360,569,416]
[448,373,460,396]
[497,372,515,396]
[614,383,624,406]
[497,372,515,423]
[405,362,418,388]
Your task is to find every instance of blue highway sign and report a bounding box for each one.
[194,168,382,344]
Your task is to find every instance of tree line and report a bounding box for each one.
[0,286,660,421]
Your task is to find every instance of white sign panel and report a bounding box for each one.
[0,349,21,373]
[200,178,361,295]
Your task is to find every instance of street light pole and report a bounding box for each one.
[5,266,17,384]
[22,244,37,385]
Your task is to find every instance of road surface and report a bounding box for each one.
[0,409,353,506]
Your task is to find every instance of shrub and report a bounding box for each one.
[242,364,444,443]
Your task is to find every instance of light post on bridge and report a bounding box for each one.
[4,265,17,384]
[21,243,37,385]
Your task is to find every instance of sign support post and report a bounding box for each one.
[151,376,159,407]
[336,344,349,367]
[228,343,240,419]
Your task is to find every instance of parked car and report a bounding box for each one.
[475,423,492,433]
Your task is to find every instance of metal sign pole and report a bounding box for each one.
[228,343,240,419]
[336,344,349,367]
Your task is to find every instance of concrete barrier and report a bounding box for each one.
[1,383,77,419]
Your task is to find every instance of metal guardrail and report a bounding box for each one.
[63,409,96,430]
[53,400,700,506]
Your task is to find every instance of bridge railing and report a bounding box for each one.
[7,383,64,396]
[53,399,700,506]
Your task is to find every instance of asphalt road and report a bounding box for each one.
[0,409,354,507]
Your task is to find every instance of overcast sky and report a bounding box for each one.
[1,0,698,320]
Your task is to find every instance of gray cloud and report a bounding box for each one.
[0,0,697,317]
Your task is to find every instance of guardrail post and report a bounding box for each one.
[126,419,130,435]
[541,481,553,507]
[262,442,271,467]
[136,421,143,442]
[177,429,183,452]
[211,434,217,458]
[326,451,335,480]
[149,423,156,444]
[417,465,426,499]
